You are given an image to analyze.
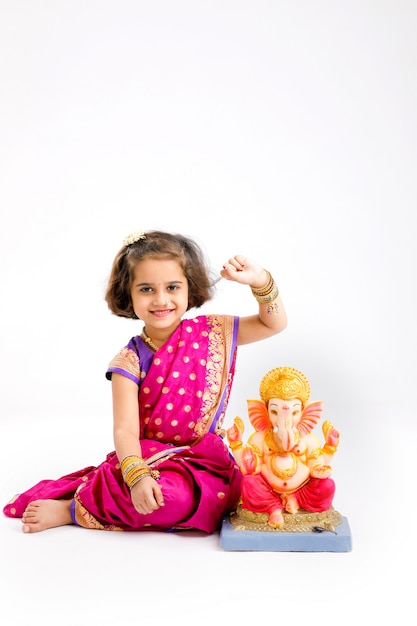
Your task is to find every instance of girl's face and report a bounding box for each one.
[130,257,189,333]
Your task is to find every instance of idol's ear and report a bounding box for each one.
[297,401,323,435]
[247,399,272,432]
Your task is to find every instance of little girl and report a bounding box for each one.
[3,229,287,533]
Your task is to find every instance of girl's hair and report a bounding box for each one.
[105,230,217,318]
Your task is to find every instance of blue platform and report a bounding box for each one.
[220,515,352,552]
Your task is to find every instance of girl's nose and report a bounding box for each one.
[153,291,171,307]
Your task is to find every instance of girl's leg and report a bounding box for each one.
[131,468,198,528]
[19,466,198,533]
[21,499,73,533]
[72,467,198,531]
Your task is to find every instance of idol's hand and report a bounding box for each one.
[226,416,245,444]
[220,255,268,288]
[323,420,340,449]
[130,476,165,515]
[310,464,332,479]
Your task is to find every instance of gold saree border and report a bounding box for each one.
[73,487,124,531]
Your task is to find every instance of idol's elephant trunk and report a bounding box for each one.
[273,414,298,451]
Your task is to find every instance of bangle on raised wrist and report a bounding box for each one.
[251,270,279,304]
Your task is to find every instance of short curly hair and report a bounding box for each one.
[105,230,217,318]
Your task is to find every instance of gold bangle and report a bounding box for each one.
[129,470,152,490]
[120,454,154,490]
[128,468,160,490]
[251,270,274,296]
[254,285,279,304]
[120,455,146,474]
[124,466,151,487]
[229,441,243,450]
[251,270,279,304]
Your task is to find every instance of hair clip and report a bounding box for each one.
[123,230,146,246]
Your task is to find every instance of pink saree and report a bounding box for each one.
[4,315,243,533]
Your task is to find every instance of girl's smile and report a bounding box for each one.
[151,307,174,318]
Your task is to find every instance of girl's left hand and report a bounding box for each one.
[220,255,267,288]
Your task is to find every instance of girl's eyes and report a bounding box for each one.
[139,285,179,293]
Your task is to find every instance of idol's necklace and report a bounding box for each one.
[141,327,159,353]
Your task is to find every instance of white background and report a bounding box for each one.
[0,1,415,624]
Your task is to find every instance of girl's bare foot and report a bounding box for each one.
[21,499,73,533]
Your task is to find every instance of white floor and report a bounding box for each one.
[0,410,413,626]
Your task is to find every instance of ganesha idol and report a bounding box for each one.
[227,366,341,530]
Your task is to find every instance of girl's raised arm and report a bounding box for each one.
[220,255,287,346]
